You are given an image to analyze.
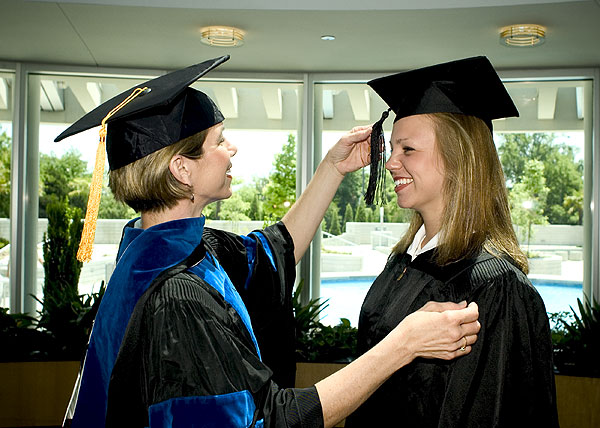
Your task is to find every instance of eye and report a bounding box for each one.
[402,146,415,154]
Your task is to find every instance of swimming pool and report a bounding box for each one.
[319,276,582,327]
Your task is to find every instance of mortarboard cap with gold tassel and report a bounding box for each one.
[54,55,229,262]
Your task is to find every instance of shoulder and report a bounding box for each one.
[469,252,528,285]
[463,251,544,307]
[146,271,227,316]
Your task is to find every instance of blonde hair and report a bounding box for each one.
[108,129,208,213]
[393,113,528,273]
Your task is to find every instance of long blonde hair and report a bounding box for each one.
[393,113,528,273]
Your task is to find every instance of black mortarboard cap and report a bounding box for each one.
[55,55,229,170]
[364,56,519,205]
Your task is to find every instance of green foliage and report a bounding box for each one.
[324,203,341,235]
[551,297,600,377]
[39,149,91,217]
[498,133,583,225]
[35,199,104,360]
[99,188,136,219]
[293,281,358,363]
[293,280,328,336]
[508,160,549,246]
[220,193,252,221]
[263,134,296,220]
[0,237,7,249]
[0,131,12,217]
[0,307,53,361]
[354,198,367,222]
[342,203,354,232]
[0,199,105,361]
[334,170,365,216]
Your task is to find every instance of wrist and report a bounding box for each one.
[321,154,345,179]
[374,325,415,372]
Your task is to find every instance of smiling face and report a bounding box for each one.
[385,114,446,224]
[190,122,237,208]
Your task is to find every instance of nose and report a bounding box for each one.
[385,151,402,172]
[226,139,237,157]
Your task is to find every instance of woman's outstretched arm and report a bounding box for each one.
[282,126,372,264]
[316,301,480,428]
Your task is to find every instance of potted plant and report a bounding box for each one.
[293,281,357,427]
[550,297,600,428]
[0,200,104,427]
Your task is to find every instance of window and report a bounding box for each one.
[0,71,13,309]
[34,73,302,305]
[192,80,302,233]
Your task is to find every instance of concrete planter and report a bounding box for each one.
[555,374,600,428]
[296,362,348,427]
[321,253,362,273]
[528,255,563,275]
[0,361,79,427]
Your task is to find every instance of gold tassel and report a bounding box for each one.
[77,87,149,262]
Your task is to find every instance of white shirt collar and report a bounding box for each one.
[406,224,439,260]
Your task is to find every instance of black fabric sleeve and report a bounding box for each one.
[263,385,323,428]
[439,266,559,427]
[203,222,297,387]
[139,274,322,427]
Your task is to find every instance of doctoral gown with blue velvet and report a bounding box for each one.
[345,249,559,428]
[64,217,322,428]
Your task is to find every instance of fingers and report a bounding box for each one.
[461,319,481,337]
[351,125,373,133]
[452,301,479,324]
[418,300,467,313]
[344,126,372,143]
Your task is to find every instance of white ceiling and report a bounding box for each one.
[2,0,599,74]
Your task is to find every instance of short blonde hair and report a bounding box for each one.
[394,113,528,273]
[108,129,208,213]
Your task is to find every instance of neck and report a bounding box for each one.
[141,199,204,229]
[420,212,441,248]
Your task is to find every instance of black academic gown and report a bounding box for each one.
[67,218,322,428]
[345,249,559,428]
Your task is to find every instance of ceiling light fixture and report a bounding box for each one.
[500,24,546,47]
[200,26,245,47]
[321,35,336,41]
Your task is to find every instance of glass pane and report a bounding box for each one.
[317,83,400,327]
[316,79,591,326]
[0,71,13,309]
[496,80,590,315]
[37,73,148,303]
[193,81,302,232]
[36,75,302,308]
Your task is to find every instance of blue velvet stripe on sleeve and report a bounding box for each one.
[189,254,261,359]
[249,231,277,271]
[241,232,276,292]
[148,390,264,428]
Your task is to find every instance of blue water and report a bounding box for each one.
[319,276,582,327]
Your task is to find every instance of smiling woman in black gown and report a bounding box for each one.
[346,56,559,428]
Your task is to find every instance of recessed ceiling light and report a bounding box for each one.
[500,24,546,47]
[321,35,336,41]
[200,26,245,47]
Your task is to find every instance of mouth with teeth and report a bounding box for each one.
[226,164,233,179]
[393,177,413,192]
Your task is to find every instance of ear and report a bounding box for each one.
[169,154,192,186]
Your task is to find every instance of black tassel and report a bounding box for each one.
[364,108,390,206]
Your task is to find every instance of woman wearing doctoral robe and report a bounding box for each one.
[56,56,482,428]
[346,57,559,428]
